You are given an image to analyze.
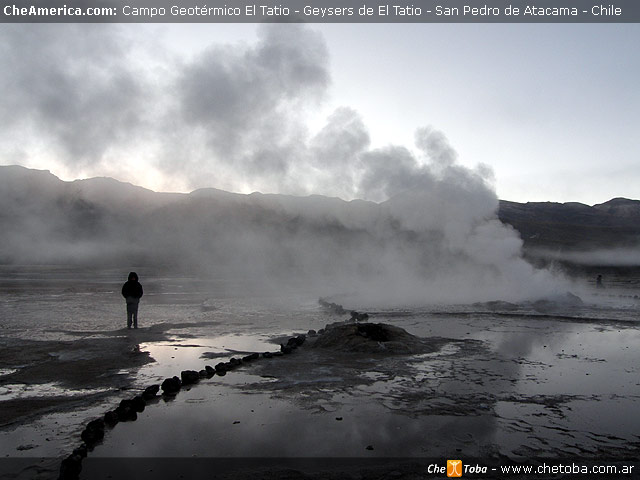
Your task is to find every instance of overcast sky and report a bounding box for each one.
[1,22,638,204]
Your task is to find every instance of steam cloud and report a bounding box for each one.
[0,24,568,304]
[0,25,149,168]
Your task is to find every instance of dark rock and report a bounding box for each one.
[80,419,105,446]
[161,376,182,394]
[350,311,369,322]
[216,369,227,376]
[317,329,325,335]
[313,322,433,354]
[242,353,260,362]
[72,444,88,458]
[357,323,389,341]
[319,298,347,314]
[262,352,274,358]
[181,370,200,385]
[87,418,105,431]
[114,405,130,422]
[115,401,138,422]
[307,329,317,337]
[199,369,208,377]
[280,344,293,354]
[142,384,160,400]
[124,409,137,422]
[59,454,83,480]
[285,335,306,347]
[104,411,119,427]
[229,357,242,366]
[131,395,146,413]
[80,429,102,446]
[365,445,374,451]
[204,365,216,377]
[214,362,227,374]
[16,444,36,451]
[272,351,284,357]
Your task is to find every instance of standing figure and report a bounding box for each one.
[122,272,143,329]
[596,274,603,289]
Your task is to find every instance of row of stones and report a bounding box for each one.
[58,333,310,480]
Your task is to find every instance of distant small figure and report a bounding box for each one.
[596,274,604,289]
[121,272,143,329]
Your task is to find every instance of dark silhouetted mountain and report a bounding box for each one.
[0,165,381,272]
[498,199,640,250]
[1,165,638,274]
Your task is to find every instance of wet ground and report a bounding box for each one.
[86,314,640,460]
[1,266,640,478]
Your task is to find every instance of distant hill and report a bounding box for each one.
[498,198,640,250]
[0,165,382,273]
[1,165,639,274]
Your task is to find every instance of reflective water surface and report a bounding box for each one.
[0,266,639,474]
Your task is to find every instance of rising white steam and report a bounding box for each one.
[0,24,570,304]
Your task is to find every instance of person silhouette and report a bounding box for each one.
[596,274,603,289]
[121,272,143,329]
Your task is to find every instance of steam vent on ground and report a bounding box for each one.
[311,322,448,355]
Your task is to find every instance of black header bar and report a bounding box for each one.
[1,0,639,23]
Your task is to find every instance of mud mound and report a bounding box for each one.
[311,322,437,354]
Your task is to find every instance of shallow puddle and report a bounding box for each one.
[134,334,281,384]
[90,371,493,460]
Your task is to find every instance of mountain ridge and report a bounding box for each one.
[1,165,639,269]
[497,198,640,250]
[4,164,638,211]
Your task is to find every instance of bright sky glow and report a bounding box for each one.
[1,22,638,205]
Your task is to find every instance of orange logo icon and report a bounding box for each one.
[447,460,463,477]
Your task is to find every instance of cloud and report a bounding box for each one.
[0,24,570,304]
[163,24,330,191]
[415,126,458,168]
[0,24,492,204]
[0,24,148,169]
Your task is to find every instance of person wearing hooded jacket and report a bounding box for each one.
[121,272,143,329]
